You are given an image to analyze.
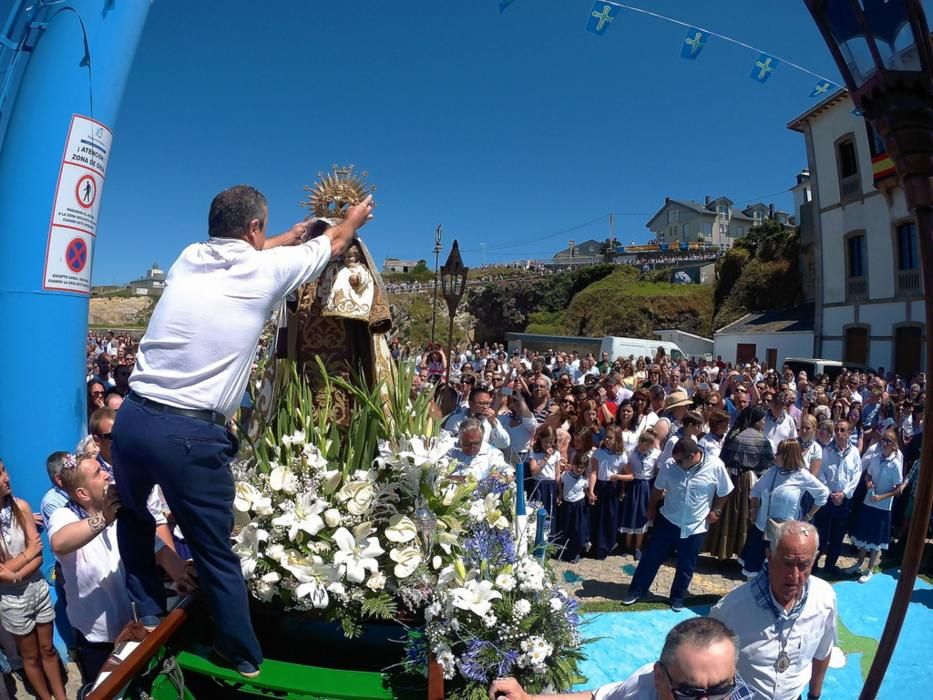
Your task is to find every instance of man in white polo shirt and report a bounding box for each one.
[111,185,373,678]
[623,437,733,611]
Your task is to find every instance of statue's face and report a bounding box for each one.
[345,247,361,264]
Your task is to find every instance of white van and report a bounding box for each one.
[599,336,686,363]
[782,358,847,381]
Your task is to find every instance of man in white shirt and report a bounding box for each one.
[111,185,372,677]
[623,438,733,611]
[488,617,754,700]
[49,457,194,684]
[447,419,512,481]
[442,387,511,450]
[813,420,862,574]
[711,521,835,700]
[762,392,797,454]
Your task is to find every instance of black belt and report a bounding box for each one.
[127,391,227,427]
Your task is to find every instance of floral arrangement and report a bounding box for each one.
[231,360,584,698]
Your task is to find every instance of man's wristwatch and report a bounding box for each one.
[807,693,821,699]
[712,508,723,516]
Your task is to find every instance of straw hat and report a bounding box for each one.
[663,390,692,410]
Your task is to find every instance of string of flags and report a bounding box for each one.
[501,0,841,99]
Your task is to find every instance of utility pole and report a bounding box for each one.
[480,243,486,268]
[569,238,575,270]
[430,224,443,345]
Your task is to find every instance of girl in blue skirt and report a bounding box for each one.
[618,429,659,560]
[555,454,589,562]
[588,425,628,559]
[527,426,560,530]
[844,428,903,583]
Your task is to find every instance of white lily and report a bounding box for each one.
[271,493,326,541]
[232,523,268,579]
[332,523,384,583]
[251,492,274,516]
[470,493,509,530]
[302,442,329,471]
[389,546,422,578]
[450,579,502,618]
[399,434,456,467]
[280,550,339,609]
[385,515,418,543]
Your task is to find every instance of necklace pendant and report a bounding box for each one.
[775,651,791,673]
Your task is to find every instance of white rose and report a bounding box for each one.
[265,543,285,563]
[366,571,387,591]
[255,572,281,602]
[432,555,443,570]
[495,574,516,592]
[324,508,342,528]
[549,597,563,611]
[338,481,375,516]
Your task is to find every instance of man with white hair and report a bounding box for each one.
[489,616,754,699]
[710,520,835,700]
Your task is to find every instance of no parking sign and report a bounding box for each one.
[42,114,112,294]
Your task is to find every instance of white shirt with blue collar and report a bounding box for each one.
[862,450,903,512]
[817,441,862,498]
[654,451,733,538]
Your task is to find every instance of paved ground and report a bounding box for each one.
[552,546,860,606]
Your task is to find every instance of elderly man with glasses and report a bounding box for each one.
[489,616,753,700]
[711,521,836,700]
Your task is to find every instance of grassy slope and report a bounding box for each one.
[559,269,713,339]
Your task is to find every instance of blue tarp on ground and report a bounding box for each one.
[575,570,933,698]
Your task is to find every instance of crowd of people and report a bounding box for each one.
[418,343,921,584]
[413,342,921,698]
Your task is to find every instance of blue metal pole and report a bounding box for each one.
[0,0,150,544]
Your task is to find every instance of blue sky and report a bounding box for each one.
[94,0,847,284]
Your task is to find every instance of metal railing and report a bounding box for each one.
[896,268,923,296]
[840,172,862,200]
[847,276,868,301]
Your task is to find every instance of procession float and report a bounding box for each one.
[82,168,586,700]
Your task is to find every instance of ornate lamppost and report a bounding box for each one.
[804,2,933,696]
[440,240,469,384]
[430,224,443,345]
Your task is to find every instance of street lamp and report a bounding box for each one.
[430,224,443,345]
[804,2,933,697]
[440,240,469,384]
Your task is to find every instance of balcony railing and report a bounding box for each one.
[896,268,923,297]
[847,276,868,301]
[840,173,862,201]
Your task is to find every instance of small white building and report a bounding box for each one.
[788,90,923,374]
[714,304,815,369]
[383,258,425,274]
[125,262,165,296]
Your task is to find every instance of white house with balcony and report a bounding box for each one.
[788,90,924,374]
[645,196,792,250]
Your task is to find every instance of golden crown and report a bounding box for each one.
[301,164,376,221]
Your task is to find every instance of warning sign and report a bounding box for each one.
[43,115,112,294]
[44,228,95,293]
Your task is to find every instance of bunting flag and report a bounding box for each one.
[750,53,779,83]
[810,79,833,97]
[681,27,709,60]
[586,2,620,35]
[498,0,517,13]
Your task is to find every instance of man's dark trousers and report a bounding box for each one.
[628,513,705,601]
[111,397,262,667]
[814,497,851,569]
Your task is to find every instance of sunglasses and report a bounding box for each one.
[91,391,105,397]
[882,438,896,445]
[659,662,737,700]
[561,399,575,405]
[96,432,113,440]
